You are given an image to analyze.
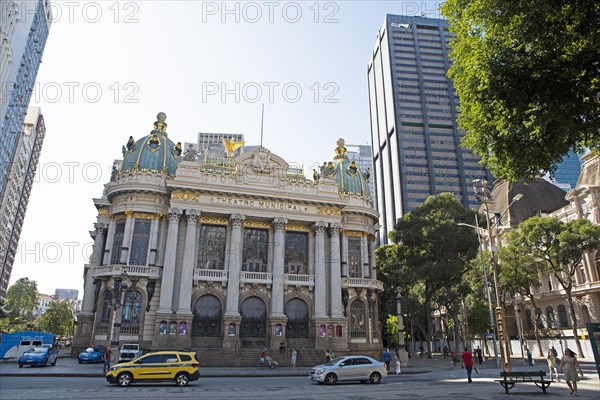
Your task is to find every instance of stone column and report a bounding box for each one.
[225,213,245,316]
[369,238,377,280]
[271,217,287,317]
[361,235,369,278]
[119,211,135,264]
[81,223,106,314]
[177,210,200,314]
[147,215,161,266]
[341,232,348,277]
[313,221,328,318]
[102,219,116,265]
[157,208,182,314]
[329,223,344,318]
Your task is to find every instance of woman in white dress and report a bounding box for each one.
[560,348,584,396]
[395,354,402,375]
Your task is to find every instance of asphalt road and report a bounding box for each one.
[1,374,598,400]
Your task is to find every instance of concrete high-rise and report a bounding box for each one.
[368,14,491,244]
[0,106,46,300]
[0,0,51,202]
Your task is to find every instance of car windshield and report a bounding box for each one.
[122,345,137,350]
[85,347,95,352]
[28,348,47,354]
[325,357,344,366]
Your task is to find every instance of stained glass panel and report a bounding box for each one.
[285,232,308,274]
[243,228,268,272]
[198,225,227,270]
[348,237,362,278]
[110,221,125,264]
[129,220,151,265]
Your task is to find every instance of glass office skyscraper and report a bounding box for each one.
[368,14,491,244]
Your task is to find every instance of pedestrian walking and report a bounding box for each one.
[383,348,392,371]
[394,353,402,375]
[551,346,558,357]
[561,348,584,396]
[461,348,475,383]
[103,347,112,374]
[476,346,483,365]
[451,348,458,368]
[291,348,297,369]
[329,349,335,360]
[546,350,560,382]
[526,347,533,366]
[325,349,330,363]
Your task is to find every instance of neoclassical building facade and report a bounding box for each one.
[74,113,383,355]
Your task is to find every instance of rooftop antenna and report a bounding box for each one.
[260,103,265,147]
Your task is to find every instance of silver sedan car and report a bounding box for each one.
[309,355,387,385]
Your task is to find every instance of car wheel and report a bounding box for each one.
[369,372,382,384]
[117,372,133,387]
[324,373,337,385]
[175,372,190,387]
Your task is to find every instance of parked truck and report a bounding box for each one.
[118,343,142,363]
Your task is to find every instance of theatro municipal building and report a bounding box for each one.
[74,113,383,359]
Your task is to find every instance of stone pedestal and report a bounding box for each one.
[398,349,409,365]
[222,315,243,349]
[72,313,95,355]
[268,316,288,349]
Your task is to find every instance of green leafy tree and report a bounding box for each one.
[38,300,75,336]
[441,0,600,180]
[5,278,38,321]
[384,315,399,346]
[506,217,600,356]
[385,193,480,357]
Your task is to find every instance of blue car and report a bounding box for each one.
[18,347,58,367]
[78,346,106,364]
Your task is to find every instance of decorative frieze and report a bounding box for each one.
[171,191,200,201]
[200,216,228,226]
[286,224,311,232]
[243,220,270,229]
[317,206,341,216]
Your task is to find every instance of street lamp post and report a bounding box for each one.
[458,217,499,368]
[473,179,524,373]
[396,288,409,364]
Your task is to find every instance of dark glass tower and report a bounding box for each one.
[368,14,491,243]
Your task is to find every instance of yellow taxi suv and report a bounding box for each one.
[106,351,200,387]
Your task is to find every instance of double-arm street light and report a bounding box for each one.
[472,179,524,373]
[458,217,499,368]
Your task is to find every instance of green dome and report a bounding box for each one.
[120,113,183,176]
[320,138,371,197]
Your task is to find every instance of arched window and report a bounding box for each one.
[350,300,366,338]
[536,308,544,329]
[240,297,266,337]
[285,298,309,338]
[192,295,222,337]
[525,309,534,330]
[122,291,142,324]
[99,291,112,323]
[546,306,556,329]
[558,305,570,328]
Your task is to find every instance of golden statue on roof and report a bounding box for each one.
[221,137,245,158]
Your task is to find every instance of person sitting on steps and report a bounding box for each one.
[259,348,278,368]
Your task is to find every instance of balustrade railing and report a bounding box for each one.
[240,271,272,283]
[93,264,160,279]
[193,268,228,282]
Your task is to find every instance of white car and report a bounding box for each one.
[119,343,142,363]
[309,355,387,385]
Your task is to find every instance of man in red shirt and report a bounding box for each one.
[461,348,475,383]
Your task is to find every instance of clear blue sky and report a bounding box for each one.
[12,1,445,296]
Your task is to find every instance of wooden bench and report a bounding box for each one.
[495,371,552,394]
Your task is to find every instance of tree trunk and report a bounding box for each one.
[452,312,463,352]
[529,297,544,357]
[425,302,433,358]
[566,291,584,357]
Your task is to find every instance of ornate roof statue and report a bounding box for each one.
[221,137,245,158]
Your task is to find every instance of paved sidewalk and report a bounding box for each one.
[1,352,596,379]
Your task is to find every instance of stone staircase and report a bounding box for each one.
[195,345,330,368]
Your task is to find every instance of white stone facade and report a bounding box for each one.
[75,118,383,356]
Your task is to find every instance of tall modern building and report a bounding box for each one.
[0,0,51,201]
[368,14,491,244]
[543,150,583,191]
[0,106,46,300]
